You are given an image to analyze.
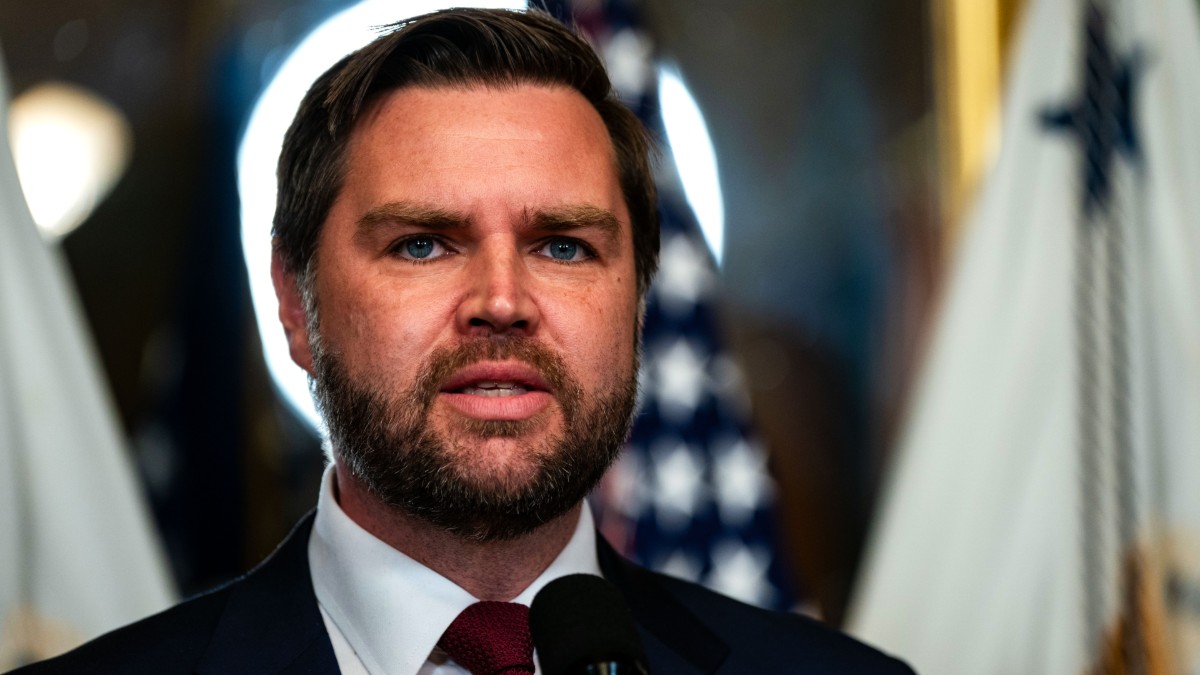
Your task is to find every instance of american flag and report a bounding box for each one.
[537,0,798,612]
[602,198,799,612]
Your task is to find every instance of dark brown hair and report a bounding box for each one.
[273,8,659,296]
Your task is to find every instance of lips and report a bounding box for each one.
[440,362,551,395]
[438,361,554,421]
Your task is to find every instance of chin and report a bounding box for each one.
[441,430,563,482]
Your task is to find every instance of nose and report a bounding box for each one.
[456,241,539,337]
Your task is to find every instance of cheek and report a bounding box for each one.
[318,278,449,371]
[545,284,639,376]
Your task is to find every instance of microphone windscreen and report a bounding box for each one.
[530,574,648,675]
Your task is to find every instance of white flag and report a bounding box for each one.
[848,0,1200,673]
[0,50,175,667]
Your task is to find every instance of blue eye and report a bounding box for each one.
[537,238,592,262]
[405,237,436,259]
[548,240,579,260]
[392,236,451,262]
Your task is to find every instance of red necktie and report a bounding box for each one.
[438,601,536,675]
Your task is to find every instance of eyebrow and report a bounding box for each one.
[354,201,621,242]
[527,205,621,240]
[356,202,469,236]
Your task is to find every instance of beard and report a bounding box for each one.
[310,334,638,542]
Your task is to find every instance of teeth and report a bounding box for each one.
[462,382,528,397]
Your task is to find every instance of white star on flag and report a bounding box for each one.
[658,550,704,584]
[712,437,774,527]
[706,540,775,607]
[650,439,707,532]
[654,233,713,318]
[603,446,647,519]
[651,338,708,424]
[601,28,654,101]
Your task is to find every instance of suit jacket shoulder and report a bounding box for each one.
[597,537,914,674]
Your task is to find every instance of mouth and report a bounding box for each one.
[440,361,551,396]
[437,361,554,421]
[458,381,534,397]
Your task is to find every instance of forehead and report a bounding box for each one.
[342,84,622,202]
[354,82,610,138]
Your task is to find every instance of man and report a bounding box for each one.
[18,9,912,674]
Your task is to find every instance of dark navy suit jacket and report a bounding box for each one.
[13,514,914,674]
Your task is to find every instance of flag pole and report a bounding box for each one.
[929,0,1024,253]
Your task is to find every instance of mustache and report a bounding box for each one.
[410,337,577,409]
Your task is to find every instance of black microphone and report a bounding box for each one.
[530,574,649,675]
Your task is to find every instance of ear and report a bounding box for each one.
[271,247,315,375]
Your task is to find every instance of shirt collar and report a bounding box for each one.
[308,465,601,675]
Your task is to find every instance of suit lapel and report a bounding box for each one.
[597,535,729,674]
[196,513,339,675]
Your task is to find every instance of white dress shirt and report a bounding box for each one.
[307,466,603,675]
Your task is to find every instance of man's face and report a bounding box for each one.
[282,84,641,540]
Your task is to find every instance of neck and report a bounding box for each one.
[332,458,581,601]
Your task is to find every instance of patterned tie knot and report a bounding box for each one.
[438,601,535,675]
